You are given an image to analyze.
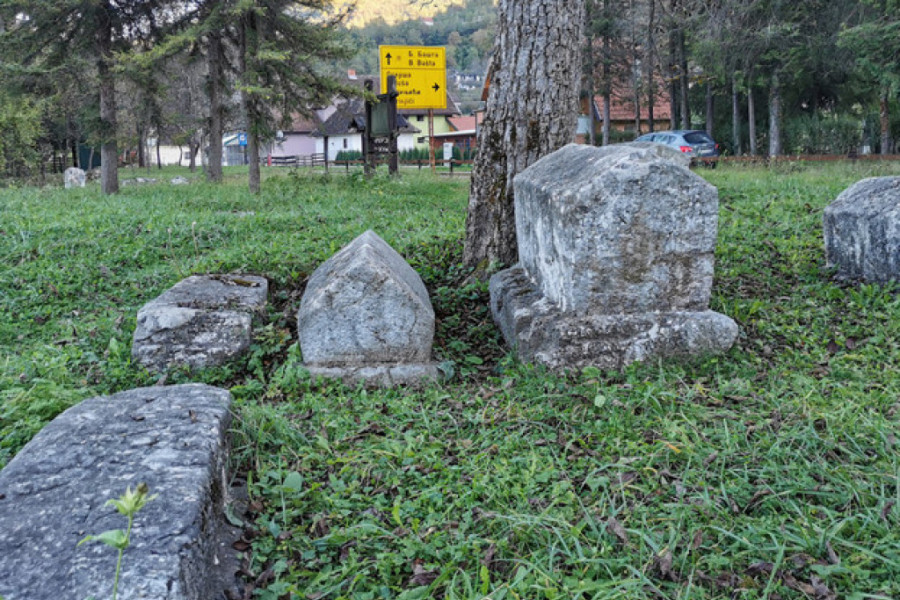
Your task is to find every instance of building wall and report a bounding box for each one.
[317,133,418,161]
[147,144,204,166]
[407,115,454,150]
[270,134,318,157]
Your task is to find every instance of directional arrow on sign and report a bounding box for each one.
[432,83,440,92]
[385,53,392,65]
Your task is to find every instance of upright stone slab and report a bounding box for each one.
[132,274,268,372]
[824,177,900,283]
[0,384,236,600]
[64,167,86,188]
[491,143,737,370]
[298,230,438,386]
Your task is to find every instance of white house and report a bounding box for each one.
[315,98,420,161]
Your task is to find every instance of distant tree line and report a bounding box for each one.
[2,0,899,192]
[584,0,900,157]
[0,0,353,193]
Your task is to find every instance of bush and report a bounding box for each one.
[784,112,863,155]
[0,91,43,179]
[334,150,362,162]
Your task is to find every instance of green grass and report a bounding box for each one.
[3,161,900,599]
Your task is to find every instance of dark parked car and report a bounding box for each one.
[634,130,720,165]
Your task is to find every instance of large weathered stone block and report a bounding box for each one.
[298,230,437,386]
[515,143,719,314]
[492,144,737,370]
[132,274,268,372]
[0,384,236,600]
[824,177,900,283]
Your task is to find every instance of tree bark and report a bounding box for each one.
[768,71,782,157]
[646,0,656,132]
[668,23,678,129]
[96,5,118,194]
[748,86,757,156]
[584,0,596,146]
[137,124,146,168]
[240,14,261,194]
[463,0,585,270]
[602,0,611,145]
[880,87,892,155]
[206,31,225,183]
[189,137,199,172]
[678,29,690,129]
[731,75,741,156]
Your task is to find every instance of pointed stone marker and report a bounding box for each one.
[298,230,438,386]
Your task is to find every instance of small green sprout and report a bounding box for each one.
[78,483,158,600]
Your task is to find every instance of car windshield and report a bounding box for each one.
[684,132,714,144]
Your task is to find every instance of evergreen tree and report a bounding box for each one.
[230,0,354,193]
[0,1,173,193]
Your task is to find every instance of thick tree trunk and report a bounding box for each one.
[731,75,741,156]
[240,15,261,194]
[748,86,757,156]
[585,0,596,146]
[463,0,585,270]
[137,124,146,168]
[603,95,611,145]
[646,0,655,132]
[668,26,678,129]
[207,32,225,183]
[97,8,118,195]
[679,30,690,130]
[705,82,714,136]
[880,88,892,155]
[630,0,641,135]
[189,138,199,172]
[602,0,611,146]
[768,72,782,157]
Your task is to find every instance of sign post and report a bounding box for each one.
[364,76,400,177]
[379,45,446,174]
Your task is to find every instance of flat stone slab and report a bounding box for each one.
[133,274,268,372]
[491,266,738,370]
[824,177,900,283]
[298,230,437,386]
[0,384,234,600]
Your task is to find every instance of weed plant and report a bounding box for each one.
[2,161,900,598]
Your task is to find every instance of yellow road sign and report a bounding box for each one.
[379,45,447,110]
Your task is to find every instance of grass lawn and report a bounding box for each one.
[2,161,900,599]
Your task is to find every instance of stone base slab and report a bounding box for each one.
[490,266,738,370]
[306,363,440,388]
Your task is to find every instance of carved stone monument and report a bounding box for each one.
[824,176,900,283]
[490,144,738,370]
[298,230,438,386]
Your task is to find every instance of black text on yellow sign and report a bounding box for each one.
[379,45,447,110]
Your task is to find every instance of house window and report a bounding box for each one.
[417,115,424,122]
[417,137,426,144]
[343,138,348,149]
